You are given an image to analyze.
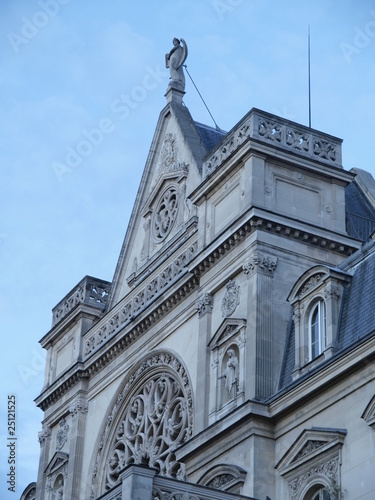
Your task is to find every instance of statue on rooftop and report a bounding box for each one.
[165,38,188,92]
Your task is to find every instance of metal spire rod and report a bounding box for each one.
[183,65,221,130]
[308,25,312,128]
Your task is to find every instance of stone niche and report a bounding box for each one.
[208,318,246,424]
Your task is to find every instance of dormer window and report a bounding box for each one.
[309,300,326,360]
[288,265,351,379]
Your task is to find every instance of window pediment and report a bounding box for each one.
[276,428,346,476]
[208,318,246,349]
[362,394,375,429]
[44,451,69,476]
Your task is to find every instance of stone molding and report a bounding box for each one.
[362,394,375,429]
[242,251,278,277]
[84,242,198,358]
[195,293,213,317]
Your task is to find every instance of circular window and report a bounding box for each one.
[152,187,178,242]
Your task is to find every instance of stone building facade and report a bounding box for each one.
[23,49,375,500]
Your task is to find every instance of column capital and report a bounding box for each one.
[38,426,51,447]
[195,293,213,317]
[243,251,278,277]
[69,397,89,418]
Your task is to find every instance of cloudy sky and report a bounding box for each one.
[1,0,374,497]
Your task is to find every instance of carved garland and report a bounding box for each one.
[91,352,193,498]
[288,456,339,499]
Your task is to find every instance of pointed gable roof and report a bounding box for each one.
[109,92,225,307]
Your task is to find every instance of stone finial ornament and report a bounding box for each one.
[165,38,188,91]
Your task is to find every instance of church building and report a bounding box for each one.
[23,39,375,500]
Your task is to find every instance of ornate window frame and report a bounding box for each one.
[198,464,247,494]
[44,451,68,500]
[208,318,246,423]
[276,428,346,500]
[362,394,375,429]
[89,350,193,498]
[288,265,351,379]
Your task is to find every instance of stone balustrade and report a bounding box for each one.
[203,108,342,179]
[52,276,111,326]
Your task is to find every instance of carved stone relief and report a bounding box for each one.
[195,293,213,317]
[56,418,69,450]
[221,280,240,318]
[288,456,339,499]
[152,187,179,242]
[91,352,193,497]
[242,252,278,277]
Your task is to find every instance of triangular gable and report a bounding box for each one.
[208,318,246,349]
[276,427,346,476]
[44,451,69,475]
[362,394,375,429]
[109,95,212,307]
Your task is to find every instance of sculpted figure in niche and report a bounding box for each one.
[220,349,239,398]
[53,478,64,499]
[165,38,188,91]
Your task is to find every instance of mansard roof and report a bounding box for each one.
[278,240,375,392]
[345,169,375,241]
[194,121,227,152]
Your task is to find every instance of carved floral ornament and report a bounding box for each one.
[56,418,69,450]
[242,251,278,276]
[91,352,193,496]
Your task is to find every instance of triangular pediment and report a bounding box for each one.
[44,451,69,475]
[276,427,346,475]
[109,96,212,307]
[208,318,246,349]
[362,394,375,429]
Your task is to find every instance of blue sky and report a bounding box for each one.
[1,0,375,497]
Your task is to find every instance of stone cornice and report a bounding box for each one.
[189,207,360,283]
[35,272,199,411]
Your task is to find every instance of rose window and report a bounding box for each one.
[152,188,178,242]
[105,373,189,490]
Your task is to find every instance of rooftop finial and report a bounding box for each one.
[165,38,188,93]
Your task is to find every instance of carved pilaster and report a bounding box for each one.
[243,251,277,400]
[64,397,89,498]
[38,426,51,447]
[36,426,52,500]
[195,293,213,317]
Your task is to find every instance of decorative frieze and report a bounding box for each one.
[84,242,198,358]
[195,293,213,317]
[221,280,240,318]
[242,251,278,277]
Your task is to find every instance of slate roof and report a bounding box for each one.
[346,180,375,241]
[194,121,227,153]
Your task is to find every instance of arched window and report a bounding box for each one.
[309,300,326,360]
[310,487,331,499]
